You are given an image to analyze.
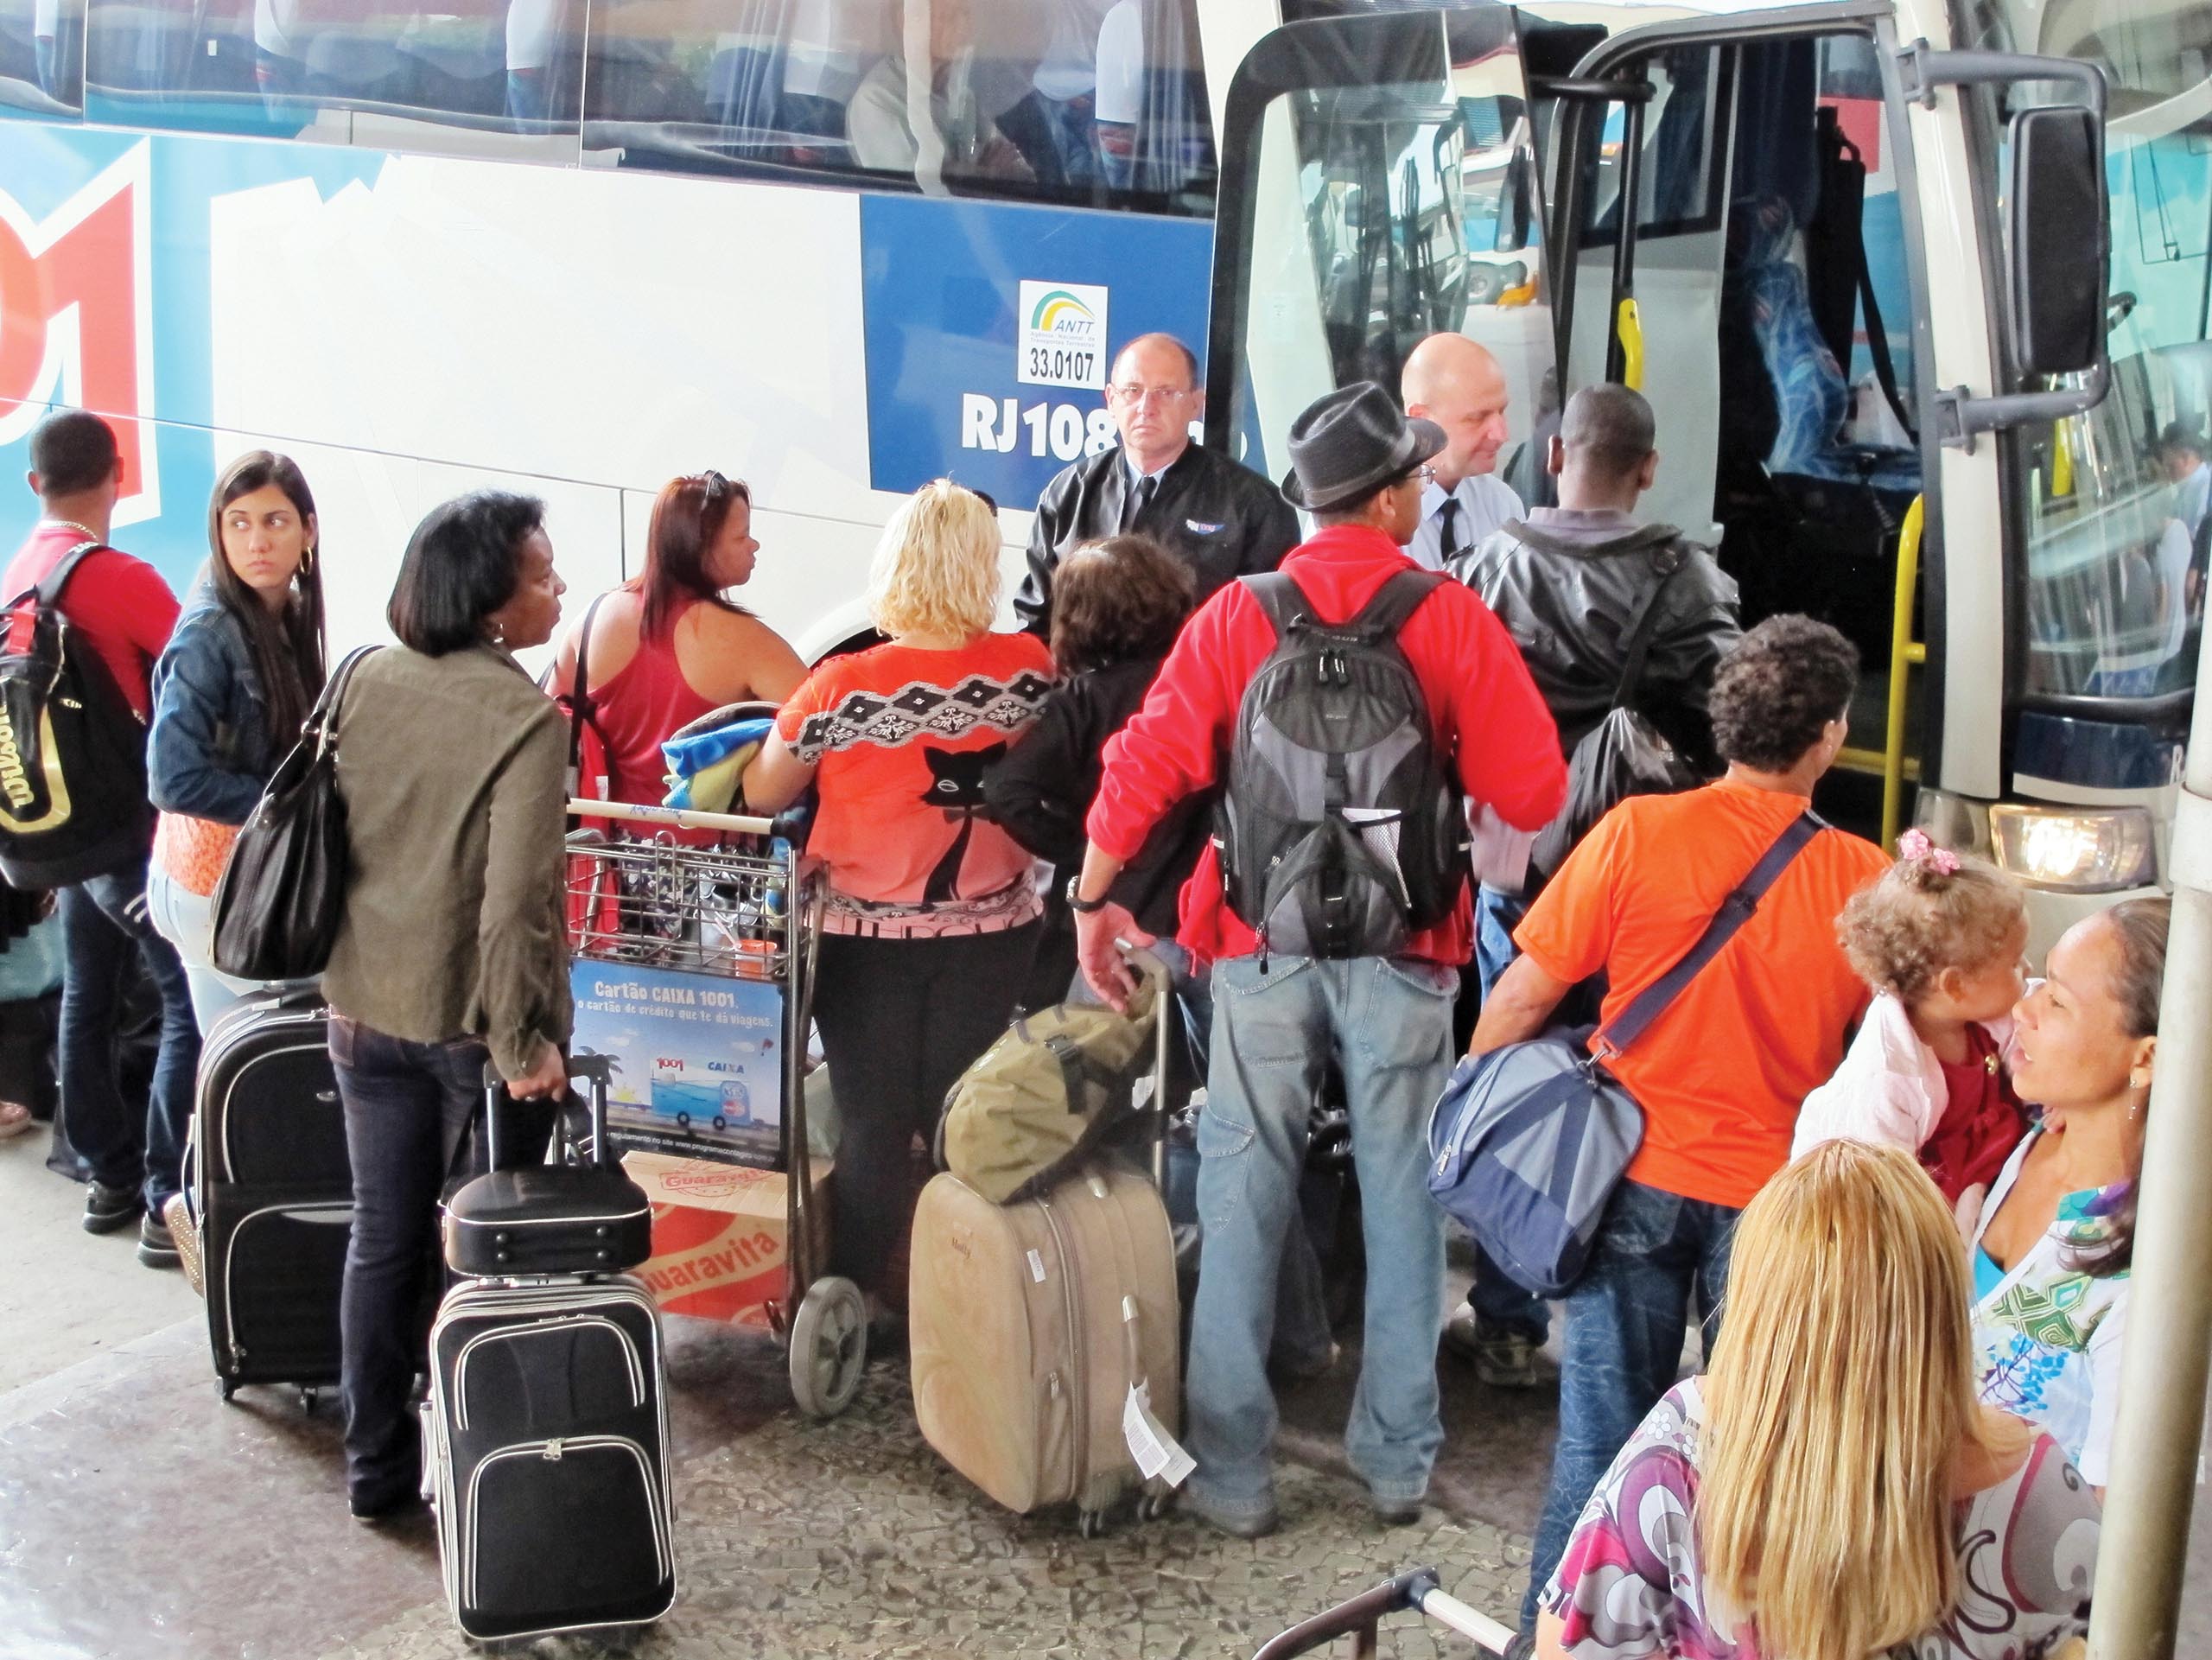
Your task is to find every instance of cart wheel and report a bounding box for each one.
[788,1276,867,1419]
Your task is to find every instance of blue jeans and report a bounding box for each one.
[1473,883,1524,999]
[1186,952,1456,1518]
[329,1014,550,1506]
[1521,1179,1741,1629]
[58,868,201,1208]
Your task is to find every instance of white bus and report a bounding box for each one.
[0,0,2196,944]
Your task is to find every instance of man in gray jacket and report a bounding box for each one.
[1442,382,1739,1384]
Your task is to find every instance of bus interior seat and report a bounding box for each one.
[707,45,847,153]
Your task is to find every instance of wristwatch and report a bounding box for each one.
[1065,875,1109,915]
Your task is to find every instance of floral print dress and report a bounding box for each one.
[1543,1378,2100,1658]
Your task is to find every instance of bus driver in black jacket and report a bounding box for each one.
[1014,334,1297,637]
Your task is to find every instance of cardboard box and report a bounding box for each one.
[620,1152,831,1327]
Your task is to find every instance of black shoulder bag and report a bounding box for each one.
[211,644,379,981]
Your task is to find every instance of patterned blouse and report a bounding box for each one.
[1971,1129,2132,1486]
[774,633,1055,938]
[1543,1379,2100,1658]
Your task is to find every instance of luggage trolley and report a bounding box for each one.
[562,798,867,1418]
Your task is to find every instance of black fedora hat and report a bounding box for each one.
[1281,381,1446,512]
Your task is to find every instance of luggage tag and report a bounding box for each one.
[1123,1382,1194,1487]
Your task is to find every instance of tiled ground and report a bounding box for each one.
[1,1309,1533,1660]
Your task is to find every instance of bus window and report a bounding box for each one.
[81,0,585,143]
[580,0,1212,215]
[0,0,81,111]
[1960,0,2210,708]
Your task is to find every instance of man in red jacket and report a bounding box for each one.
[3,410,191,1261]
[1070,382,1567,1536]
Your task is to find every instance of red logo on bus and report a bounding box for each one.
[0,143,157,525]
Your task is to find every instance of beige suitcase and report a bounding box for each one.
[908,1162,1181,1529]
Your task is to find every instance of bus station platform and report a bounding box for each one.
[8,1129,2212,1658]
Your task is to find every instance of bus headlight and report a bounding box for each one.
[1987,805,2158,892]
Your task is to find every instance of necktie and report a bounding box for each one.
[1436,497,1464,563]
[1124,474,1158,532]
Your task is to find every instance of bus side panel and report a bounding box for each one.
[855,194,1214,506]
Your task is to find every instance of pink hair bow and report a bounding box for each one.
[1898,828,1961,875]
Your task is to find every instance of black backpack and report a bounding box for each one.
[1217,569,1462,959]
[0,541,155,888]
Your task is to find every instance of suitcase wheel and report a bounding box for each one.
[1078,1509,1105,1540]
[1139,1489,1171,1523]
[216,1378,236,1404]
[298,1387,320,1414]
[787,1275,867,1420]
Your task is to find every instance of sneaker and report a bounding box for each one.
[1181,1487,1280,1540]
[1268,1339,1341,1384]
[82,1180,143,1235]
[137,1213,181,1270]
[163,1193,205,1296]
[1473,1330,1554,1390]
[1440,1306,1554,1389]
[1371,1491,1424,1527]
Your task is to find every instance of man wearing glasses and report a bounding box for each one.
[1015,333,1297,635]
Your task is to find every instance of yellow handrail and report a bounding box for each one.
[1881,493,1928,850]
[1615,297,1644,391]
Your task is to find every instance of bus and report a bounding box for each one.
[0,0,2196,949]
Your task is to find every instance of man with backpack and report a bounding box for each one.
[1439,383,1740,1386]
[1070,381,1567,1537]
[1,410,193,1260]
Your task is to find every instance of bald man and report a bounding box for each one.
[1017,332,1297,634]
[1401,333,1525,573]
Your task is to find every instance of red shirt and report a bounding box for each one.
[1924,1024,2027,1205]
[3,522,179,720]
[1086,524,1567,966]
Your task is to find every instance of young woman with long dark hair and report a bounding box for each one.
[147,450,329,1031]
[550,469,805,809]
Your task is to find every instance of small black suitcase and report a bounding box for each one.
[426,1056,675,1644]
[442,1056,652,1276]
[188,990,351,1399]
[425,1275,676,1642]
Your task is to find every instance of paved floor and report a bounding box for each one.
[4,1123,2209,1658]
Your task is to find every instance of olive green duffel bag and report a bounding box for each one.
[935,955,1170,1205]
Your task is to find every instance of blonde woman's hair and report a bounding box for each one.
[868,480,1002,640]
[1837,850,2024,1003]
[1700,1141,1992,1660]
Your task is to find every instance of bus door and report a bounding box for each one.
[1200,6,1557,494]
[1540,8,2112,850]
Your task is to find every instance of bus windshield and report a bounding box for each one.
[1967,0,2212,709]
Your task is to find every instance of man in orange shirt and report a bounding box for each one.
[1467,615,1887,1638]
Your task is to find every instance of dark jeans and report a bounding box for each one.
[328,1014,550,1506]
[1521,1178,1740,1630]
[810,922,1038,1298]
[58,869,200,1207]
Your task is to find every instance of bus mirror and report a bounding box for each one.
[2008,105,2107,379]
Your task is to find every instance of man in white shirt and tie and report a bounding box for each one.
[1401,333,1523,573]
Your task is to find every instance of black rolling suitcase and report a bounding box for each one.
[186,989,352,1403]
[425,1058,675,1644]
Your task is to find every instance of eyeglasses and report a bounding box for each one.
[1408,465,1437,486]
[1109,385,1196,407]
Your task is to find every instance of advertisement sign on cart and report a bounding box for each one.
[569,960,783,1167]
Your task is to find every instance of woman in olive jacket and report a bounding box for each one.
[321,490,571,1522]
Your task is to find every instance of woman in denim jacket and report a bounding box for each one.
[146,451,326,1032]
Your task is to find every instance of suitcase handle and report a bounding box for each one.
[480,1053,617,1171]
[1118,943,1178,1190]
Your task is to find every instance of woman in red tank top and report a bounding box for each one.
[553,471,806,806]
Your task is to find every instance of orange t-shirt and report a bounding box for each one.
[1515,779,1888,1208]
[776,633,1055,938]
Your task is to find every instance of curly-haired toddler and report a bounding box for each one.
[1792,830,2032,1211]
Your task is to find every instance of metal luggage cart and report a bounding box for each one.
[563,798,866,1419]
[1253,1568,1516,1658]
